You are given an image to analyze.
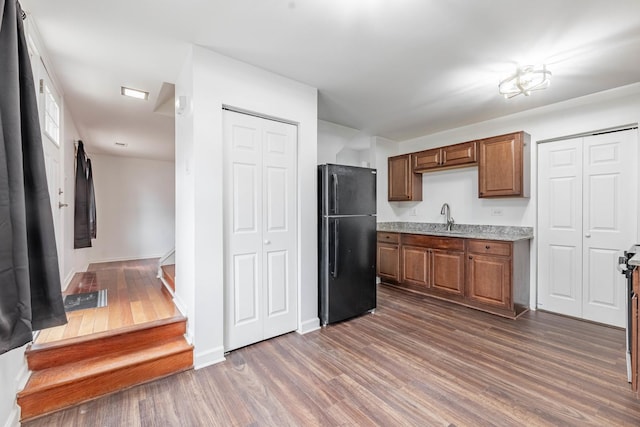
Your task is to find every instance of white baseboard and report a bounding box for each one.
[297,317,320,335]
[194,346,225,370]
[88,254,165,264]
[62,268,76,291]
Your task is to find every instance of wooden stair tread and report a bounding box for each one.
[20,336,192,394]
[28,314,186,353]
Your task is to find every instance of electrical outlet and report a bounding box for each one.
[491,208,504,216]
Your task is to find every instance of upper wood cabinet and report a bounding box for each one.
[413,141,477,172]
[388,154,422,201]
[478,131,530,198]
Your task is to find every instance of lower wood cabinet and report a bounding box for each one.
[377,232,400,282]
[432,249,465,296]
[377,232,530,318]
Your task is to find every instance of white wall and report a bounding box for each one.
[175,46,318,369]
[72,154,176,265]
[0,345,28,427]
[317,120,372,166]
[378,83,640,308]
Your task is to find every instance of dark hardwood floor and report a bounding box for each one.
[24,285,640,426]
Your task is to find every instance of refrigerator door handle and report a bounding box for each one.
[331,173,339,214]
[331,219,339,278]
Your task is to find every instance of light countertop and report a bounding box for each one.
[377,222,534,242]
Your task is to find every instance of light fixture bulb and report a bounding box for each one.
[121,86,149,100]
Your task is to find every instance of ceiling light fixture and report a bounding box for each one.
[498,65,551,99]
[121,86,149,100]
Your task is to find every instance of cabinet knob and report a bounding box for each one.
[469,256,473,260]
[485,245,490,249]
[264,240,271,245]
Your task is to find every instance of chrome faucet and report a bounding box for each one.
[440,203,454,231]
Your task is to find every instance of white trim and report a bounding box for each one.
[297,317,320,334]
[62,267,77,291]
[172,293,187,317]
[159,276,175,297]
[194,346,225,370]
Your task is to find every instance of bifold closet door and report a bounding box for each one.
[223,110,298,351]
[538,129,637,327]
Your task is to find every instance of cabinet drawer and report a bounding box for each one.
[402,234,464,251]
[467,240,511,257]
[413,148,441,171]
[377,232,400,243]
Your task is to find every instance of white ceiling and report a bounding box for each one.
[21,0,640,161]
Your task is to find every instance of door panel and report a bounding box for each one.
[432,250,464,295]
[233,253,260,325]
[224,110,298,351]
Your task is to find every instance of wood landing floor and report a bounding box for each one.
[25,285,640,427]
[34,259,179,345]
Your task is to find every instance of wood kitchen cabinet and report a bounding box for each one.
[413,141,477,172]
[377,232,530,318]
[478,131,530,198]
[388,154,422,201]
[377,232,400,282]
[466,241,512,309]
[402,245,430,287]
[432,249,465,296]
[396,234,465,297]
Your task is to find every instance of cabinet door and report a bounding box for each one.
[377,242,400,282]
[478,132,524,197]
[431,249,464,296]
[413,148,441,171]
[467,254,511,308]
[388,155,422,201]
[402,245,430,288]
[442,141,476,167]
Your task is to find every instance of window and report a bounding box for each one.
[43,83,60,145]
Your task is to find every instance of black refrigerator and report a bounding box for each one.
[318,164,377,326]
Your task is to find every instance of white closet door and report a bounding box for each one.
[223,110,297,351]
[538,138,583,317]
[582,131,637,326]
[538,129,637,327]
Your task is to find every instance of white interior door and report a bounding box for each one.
[223,110,297,351]
[538,138,583,317]
[582,132,637,326]
[538,129,638,327]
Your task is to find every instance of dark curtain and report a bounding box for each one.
[73,140,96,247]
[0,0,67,355]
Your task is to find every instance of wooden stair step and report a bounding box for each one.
[18,336,193,421]
[27,315,187,371]
[161,264,176,292]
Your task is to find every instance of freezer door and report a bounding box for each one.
[320,164,377,216]
[319,215,377,325]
